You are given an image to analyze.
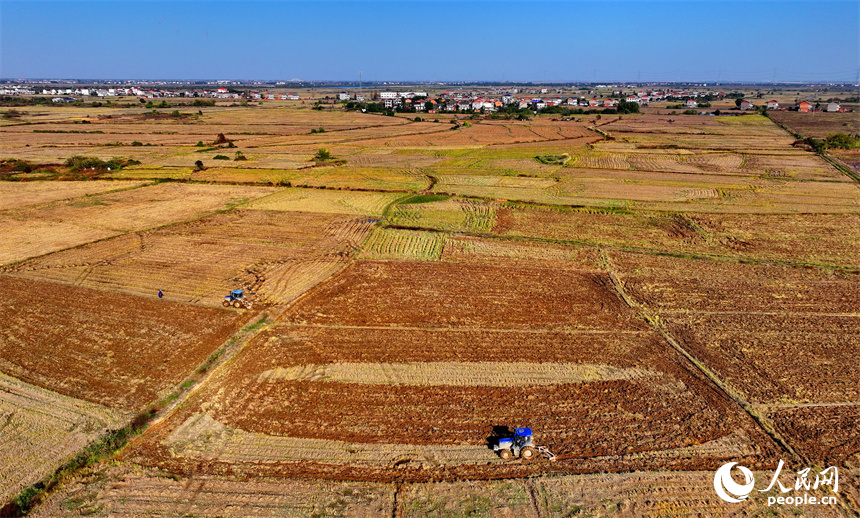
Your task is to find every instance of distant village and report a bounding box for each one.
[351,88,848,114]
[0,84,849,113]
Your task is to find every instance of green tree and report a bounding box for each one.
[735,98,744,108]
[616,100,640,114]
[194,160,204,170]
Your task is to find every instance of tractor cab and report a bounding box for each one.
[226,289,244,302]
[514,427,532,447]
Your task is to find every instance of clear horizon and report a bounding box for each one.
[1,0,858,83]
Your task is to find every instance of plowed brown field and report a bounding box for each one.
[121,260,778,482]
[0,275,243,410]
[770,405,860,466]
[609,251,860,313]
[286,260,645,330]
[667,313,860,404]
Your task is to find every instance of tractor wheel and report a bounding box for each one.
[520,446,536,460]
[499,449,512,460]
[233,301,243,308]
[222,300,230,307]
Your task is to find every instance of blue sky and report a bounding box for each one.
[1,0,857,82]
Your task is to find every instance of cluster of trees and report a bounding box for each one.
[824,133,860,149]
[344,101,396,116]
[65,155,134,172]
[802,133,860,153]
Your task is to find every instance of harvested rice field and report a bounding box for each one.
[2,99,858,516]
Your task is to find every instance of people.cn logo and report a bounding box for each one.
[714,462,756,503]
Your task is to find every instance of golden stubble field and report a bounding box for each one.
[1,100,859,516]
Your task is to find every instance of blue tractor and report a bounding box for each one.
[494,427,537,460]
[223,289,252,309]
[493,427,557,461]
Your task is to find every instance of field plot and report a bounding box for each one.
[690,212,860,267]
[286,260,645,330]
[29,463,393,518]
[258,362,655,386]
[386,197,498,232]
[496,208,860,266]
[30,465,852,518]
[0,373,127,504]
[124,301,775,481]
[359,227,445,260]
[441,236,599,269]
[532,470,853,518]
[0,276,242,410]
[351,121,591,148]
[553,169,856,212]
[112,165,428,191]
[5,210,372,306]
[608,251,860,313]
[0,180,147,210]
[832,148,860,175]
[770,405,860,466]
[399,470,854,518]
[0,182,276,265]
[666,313,860,404]
[246,187,401,216]
[495,207,718,252]
[769,111,860,139]
[0,219,119,267]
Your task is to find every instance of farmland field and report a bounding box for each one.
[0,182,277,265]
[123,260,778,481]
[3,210,372,305]
[0,276,244,410]
[0,373,127,504]
[2,99,859,515]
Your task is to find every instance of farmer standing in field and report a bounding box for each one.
[158,289,163,299]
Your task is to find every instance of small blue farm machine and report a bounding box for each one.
[223,289,252,309]
[493,427,557,461]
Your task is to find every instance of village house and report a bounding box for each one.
[686,99,697,108]
[740,100,754,110]
[766,100,779,110]
[826,102,841,112]
[798,101,812,112]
